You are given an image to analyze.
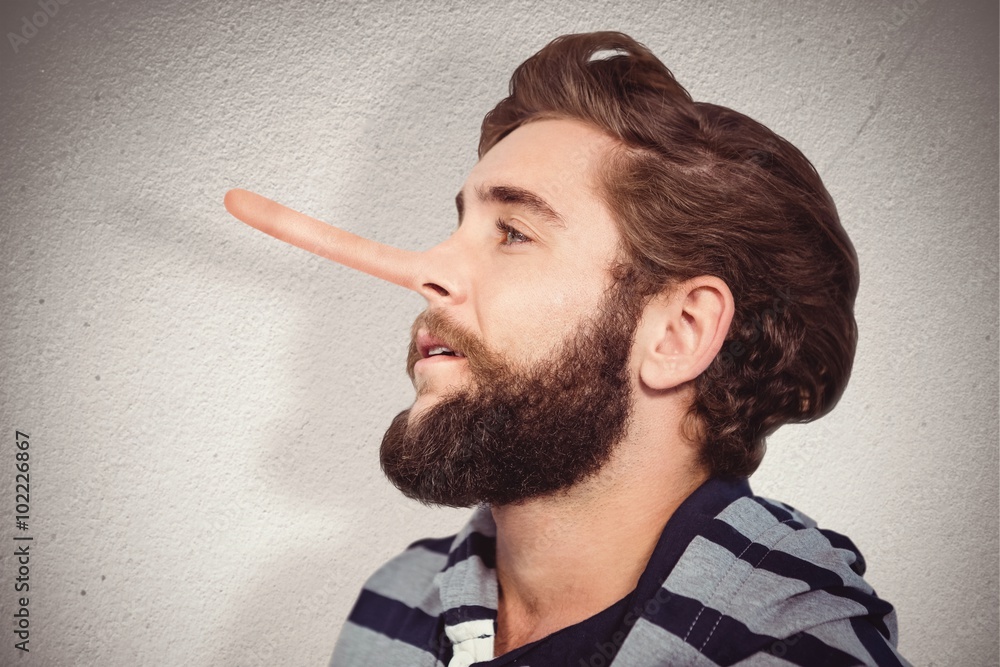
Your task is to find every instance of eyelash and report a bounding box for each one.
[495,219,532,246]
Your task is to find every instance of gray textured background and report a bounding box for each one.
[1,1,997,665]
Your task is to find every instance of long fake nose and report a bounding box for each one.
[224,189,461,302]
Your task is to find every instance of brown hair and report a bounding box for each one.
[479,32,859,478]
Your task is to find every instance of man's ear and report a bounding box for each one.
[634,276,735,391]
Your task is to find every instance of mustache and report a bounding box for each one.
[406,310,498,381]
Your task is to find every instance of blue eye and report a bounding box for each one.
[495,219,531,245]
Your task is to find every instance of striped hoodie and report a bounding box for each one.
[331,477,909,666]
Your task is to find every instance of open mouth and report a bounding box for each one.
[417,330,466,360]
[427,346,463,358]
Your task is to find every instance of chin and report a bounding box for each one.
[407,393,442,424]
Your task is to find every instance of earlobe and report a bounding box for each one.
[637,277,735,391]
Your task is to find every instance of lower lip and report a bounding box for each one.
[414,355,467,371]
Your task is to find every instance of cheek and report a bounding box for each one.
[476,269,606,361]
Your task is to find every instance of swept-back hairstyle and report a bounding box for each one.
[480,32,859,478]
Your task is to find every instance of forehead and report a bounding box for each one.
[462,118,617,215]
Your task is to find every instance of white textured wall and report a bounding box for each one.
[0,1,996,665]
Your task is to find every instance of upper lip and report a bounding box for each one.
[416,329,465,359]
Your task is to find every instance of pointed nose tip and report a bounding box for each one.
[224,188,282,236]
[224,189,257,226]
[223,188,243,215]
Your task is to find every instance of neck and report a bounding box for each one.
[490,401,707,655]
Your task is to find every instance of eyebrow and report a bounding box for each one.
[455,185,567,229]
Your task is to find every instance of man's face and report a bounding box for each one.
[380,119,644,507]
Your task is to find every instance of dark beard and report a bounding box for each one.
[379,284,645,507]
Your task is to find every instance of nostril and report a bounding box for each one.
[423,282,449,297]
